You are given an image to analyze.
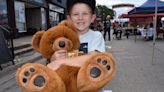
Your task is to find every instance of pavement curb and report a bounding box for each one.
[0,52,43,80]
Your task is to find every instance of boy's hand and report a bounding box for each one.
[47,61,63,71]
[51,50,68,61]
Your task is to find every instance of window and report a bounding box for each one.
[57,0,62,3]
[0,0,8,25]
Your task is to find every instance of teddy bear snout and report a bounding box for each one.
[52,37,73,51]
[59,41,66,48]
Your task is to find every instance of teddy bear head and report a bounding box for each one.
[32,20,80,60]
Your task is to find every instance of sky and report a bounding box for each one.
[96,0,147,18]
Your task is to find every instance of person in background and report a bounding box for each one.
[50,0,106,92]
[103,15,111,41]
[90,22,96,30]
[97,21,104,32]
[115,24,122,40]
[112,21,117,38]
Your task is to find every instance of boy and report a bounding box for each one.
[52,0,105,59]
[50,0,106,91]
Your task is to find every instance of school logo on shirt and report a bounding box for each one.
[79,43,88,53]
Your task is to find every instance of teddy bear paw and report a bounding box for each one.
[90,58,111,78]
[16,63,66,92]
[23,69,45,87]
[77,52,116,92]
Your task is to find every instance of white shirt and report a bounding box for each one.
[79,29,105,53]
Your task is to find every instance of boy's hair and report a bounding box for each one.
[67,0,96,14]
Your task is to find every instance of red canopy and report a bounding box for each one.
[119,13,164,18]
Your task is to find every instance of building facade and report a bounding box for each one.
[0,0,67,37]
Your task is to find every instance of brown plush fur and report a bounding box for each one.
[32,20,80,60]
[16,52,116,92]
[16,20,116,92]
[77,52,116,92]
[16,63,66,92]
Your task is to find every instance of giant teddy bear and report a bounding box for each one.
[15,20,116,92]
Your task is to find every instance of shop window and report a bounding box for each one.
[31,0,45,4]
[57,0,62,3]
[0,0,8,25]
[49,11,59,27]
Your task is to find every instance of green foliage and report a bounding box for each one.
[96,5,115,19]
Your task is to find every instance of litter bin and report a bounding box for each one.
[0,31,13,70]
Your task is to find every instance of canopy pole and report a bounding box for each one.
[152,0,158,65]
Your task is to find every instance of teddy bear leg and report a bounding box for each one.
[16,63,66,92]
[77,52,116,92]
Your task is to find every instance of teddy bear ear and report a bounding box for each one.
[58,19,77,33]
[32,31,45,53]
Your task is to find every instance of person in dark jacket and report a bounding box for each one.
[103,15,111,41]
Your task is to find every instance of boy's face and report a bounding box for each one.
[68,3,96,34]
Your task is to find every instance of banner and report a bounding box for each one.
[14,1,26,33]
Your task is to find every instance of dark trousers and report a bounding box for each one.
[104,28,110,40]
[125,30,130,39]
[115,30,122,40]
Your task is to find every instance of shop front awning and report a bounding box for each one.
[119,13,164,18]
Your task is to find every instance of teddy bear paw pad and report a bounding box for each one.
[89,57,111,79]
[22,67,35,81]
[90,67,101,78]
[16,63,50,92]
[19,66,46,87]
[33,76,46,87]
[16,63,67,92]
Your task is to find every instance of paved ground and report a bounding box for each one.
[13,35,32,47]
[0,35,164,92]
[104,36,164,92]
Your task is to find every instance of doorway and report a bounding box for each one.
[25,3,41,34]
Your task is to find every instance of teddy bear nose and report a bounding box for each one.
[90,67,101,78]
[33,76,46,87]
[59,41,65,48]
